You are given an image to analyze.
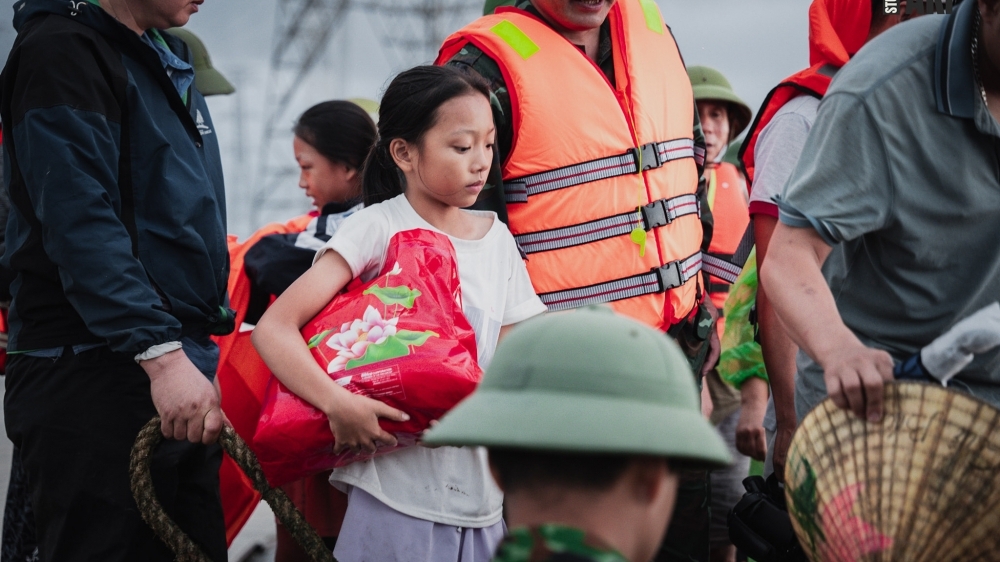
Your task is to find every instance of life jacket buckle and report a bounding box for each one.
[640,199,669,229]
[652,260,683,291]
[635,142,663,173]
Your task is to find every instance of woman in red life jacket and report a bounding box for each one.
[688,66,754,562]
[737,0,908,482]
[214,101,376,558]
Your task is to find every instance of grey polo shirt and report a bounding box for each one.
[776,1,1000,416]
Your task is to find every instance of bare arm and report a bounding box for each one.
[252,251,408,454]
[735,376,768,461]
[760,223,893,422]
[753,215,800,477]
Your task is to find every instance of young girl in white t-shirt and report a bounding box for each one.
[252,65,546,562]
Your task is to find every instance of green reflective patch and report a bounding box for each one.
[490,20,540,60]
[638,0,664,34]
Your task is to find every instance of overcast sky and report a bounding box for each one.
[0,0,811,236]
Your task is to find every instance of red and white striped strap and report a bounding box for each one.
[539,252,703,312]
[505,138,701,204]
[514,194,700,255]
[701,223,756,284]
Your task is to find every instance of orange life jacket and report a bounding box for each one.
[705,162,749,337]
[213,214,313,545]
[740,0,871,193]
[437,0,705,330]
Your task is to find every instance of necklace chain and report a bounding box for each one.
[973,8,990,109]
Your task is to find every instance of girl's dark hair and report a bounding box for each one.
[294,100,377,170]
[362,65,491,206]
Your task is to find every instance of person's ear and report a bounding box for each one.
[389,138,415,173]
[343,164,359,182]
[628,458,677,504]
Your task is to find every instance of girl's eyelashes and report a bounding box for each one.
[454,146,471,153]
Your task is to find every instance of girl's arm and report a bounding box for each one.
[252,250,409,455]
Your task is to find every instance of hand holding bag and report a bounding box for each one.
[253,229,482,486]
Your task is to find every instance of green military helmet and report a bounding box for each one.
[165,28,235,96]
[424,306,732,469]
[347,97,379,119]
[688,66,751,140]
[483,0,515,15]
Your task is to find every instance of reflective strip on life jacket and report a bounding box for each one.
[702,252,743,284]
[504,139,703,203]
[540,251,702,311]
[514,194,699,255]
[702,163,752,285]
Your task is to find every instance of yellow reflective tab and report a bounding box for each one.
[707,167,718,212]
[637,0,664,34]
[490,20,540,60]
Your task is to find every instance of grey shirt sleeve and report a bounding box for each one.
[777,92,895,246]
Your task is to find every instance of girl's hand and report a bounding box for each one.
[327,392,410,455]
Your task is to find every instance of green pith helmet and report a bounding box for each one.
[483,0,515,15]
[424,307,732,469]
[347,97,380,118]
[165,28,236,96]
[688,66,751,139]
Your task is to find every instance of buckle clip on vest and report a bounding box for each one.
[653,252,703,292]
[640,195,701,230]
[632,142,663,172]
[653,260,685,291]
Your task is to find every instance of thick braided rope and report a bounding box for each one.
[130,417,336,562]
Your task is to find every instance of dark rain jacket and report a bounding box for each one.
[0,0,230,356]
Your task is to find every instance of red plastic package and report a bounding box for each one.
[253,228,482,486]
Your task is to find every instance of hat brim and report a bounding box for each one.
[423,389,732,470]
[692,84,752,139]
[195,69,235,96]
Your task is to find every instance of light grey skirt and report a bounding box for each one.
[333,487,506,562]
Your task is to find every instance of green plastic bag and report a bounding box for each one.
[717,248,767,389]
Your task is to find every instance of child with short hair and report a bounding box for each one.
[252,65,546,562]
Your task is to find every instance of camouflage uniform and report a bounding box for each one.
[491,525,629,562]
[445,3,712,560]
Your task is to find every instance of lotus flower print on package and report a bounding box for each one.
[253,229,482,486]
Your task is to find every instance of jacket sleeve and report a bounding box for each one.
[692,102,713,252]
[7,28,182,355]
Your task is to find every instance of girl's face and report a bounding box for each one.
[293,136,360,209]
[391,93,494,210]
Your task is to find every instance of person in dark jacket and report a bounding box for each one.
[0,0,232,559]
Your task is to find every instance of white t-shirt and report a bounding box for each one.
[748,95,820,217]
[315,193,546,527]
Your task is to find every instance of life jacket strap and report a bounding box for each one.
[514,194,700,255]
[702,221,756,284]
[539,251,702,311]
[504,138,702,204]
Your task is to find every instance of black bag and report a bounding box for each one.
[728,475,808,562]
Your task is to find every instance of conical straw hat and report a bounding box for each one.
[785,382,1000,561]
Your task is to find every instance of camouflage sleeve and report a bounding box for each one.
[693,102,713,252]
[492,526,629,562]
